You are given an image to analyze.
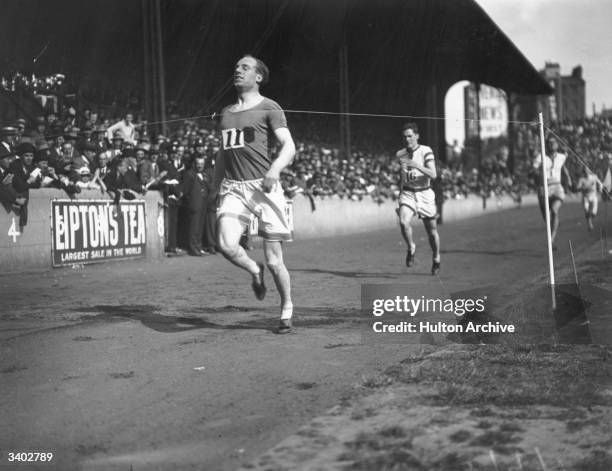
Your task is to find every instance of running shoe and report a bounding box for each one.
[277,318,292,334]
[405,247,415,267]
[431,260,441,276]
[252,262,266,300]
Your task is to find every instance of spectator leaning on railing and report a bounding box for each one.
[102,156,146,203]
[0,146,27,213]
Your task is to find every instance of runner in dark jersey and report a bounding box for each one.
[214,55,296,334]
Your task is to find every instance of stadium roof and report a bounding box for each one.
[1,0,552,116]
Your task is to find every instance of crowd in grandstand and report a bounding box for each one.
[2,83,611,252]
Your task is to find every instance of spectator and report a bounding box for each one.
[73,166,101,191]
[157,144,183,255]
[1,126,18,153]
[15,118,27,141]
[62,107,78,131]
[29,117,48,148]
[182,156,209,256]
[33,146,61,189]
[100,131,124,162]
[6,141,34,227]
[11,142,39,194]
[136,146,158,188]
[103,156,145,202]
[53,142,74,178]
[92,125,108,154]
[48,127,65,163]
[92,152,111,191]
[46,113,58,128]
[60,141,79,169]
[105,113,137,146]
[0,147,26,212]
[64,127,80,149]
[122,147,138,173]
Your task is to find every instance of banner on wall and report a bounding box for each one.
[51,199,146,267]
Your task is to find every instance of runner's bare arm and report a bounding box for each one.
[562,165,573,191]
[263,127,295,192]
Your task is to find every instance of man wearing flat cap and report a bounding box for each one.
[33,146,60,189]
[103,156,145,203]
[1,126,18,153]
[15,118,26,140]
[110,130,125,153]
[48,130,65,163]
[73,141,97,173]
[92,125,109,153]
[12,141,42,193]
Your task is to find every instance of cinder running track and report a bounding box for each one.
[1,200,608,470]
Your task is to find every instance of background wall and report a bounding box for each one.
[0,191,537,272]
[291,194,537,240]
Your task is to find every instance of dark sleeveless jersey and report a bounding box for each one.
[218,97,287,181]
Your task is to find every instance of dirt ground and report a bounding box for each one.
[1,200,611,470]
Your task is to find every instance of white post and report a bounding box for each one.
[539,113,556,309]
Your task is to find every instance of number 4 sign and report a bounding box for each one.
[8,217,21,242]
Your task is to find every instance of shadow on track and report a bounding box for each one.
[73,305,362,334]
[75,305,278,333]
[291,268,399,278]
[440,248,541,257]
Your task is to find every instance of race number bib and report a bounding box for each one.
[222,128,244,149]
[407,169,419,181]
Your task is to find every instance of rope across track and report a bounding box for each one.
[142,109,540,128]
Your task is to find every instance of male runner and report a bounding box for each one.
[576,167,602,231]
[535,136,572,248]
[396,122,441,275]
[214,55,296,333]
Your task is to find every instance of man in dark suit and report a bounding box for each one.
[0,146,26,213]
[158,143,184,255]
[47,127,64,163]
[182,156,210,256]
[139,145,161,189]
[103,156,145,203]
[11,142,39,192]
[1,126,18,153]
[10,142,41,228]
[92,125,108,154]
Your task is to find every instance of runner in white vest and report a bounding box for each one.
[534,136,572,249]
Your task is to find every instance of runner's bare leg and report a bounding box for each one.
[218,216,260,277]
[264,240,293,319]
